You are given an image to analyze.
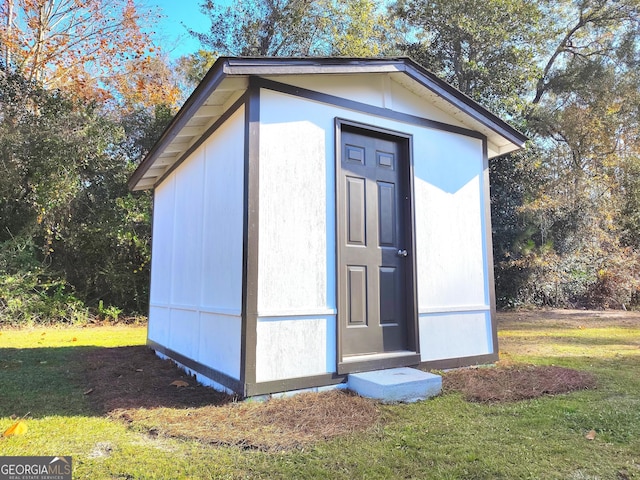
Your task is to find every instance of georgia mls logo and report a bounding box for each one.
[0,456,72,480]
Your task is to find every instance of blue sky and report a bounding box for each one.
[140,1,213,60]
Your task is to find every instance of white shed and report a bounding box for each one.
[129,57,526,397]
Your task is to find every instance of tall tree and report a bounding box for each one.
[328,0,394,56]
[0,0,178,104]
[190,0,396,60]
[392,0,543,116]
[393,0,640,308]
[191,0,330,56]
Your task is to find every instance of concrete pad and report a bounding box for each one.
[347,367,442,403]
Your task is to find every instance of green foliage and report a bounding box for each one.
[393,0,542,116]
[190,0,397,60]
[191,0,330,56]
[0,236,88,325]
[0,68,165,324]
[328,0,395,56]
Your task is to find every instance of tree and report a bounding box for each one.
[392,0,640,308]
[189,0,397,60]
[328,0,394,56]
[0,67,167,321]
[191,0,330,56]
[0,0,176,104]
[175,49,217,93]
[392,0,543,116]
[108,53,182,111]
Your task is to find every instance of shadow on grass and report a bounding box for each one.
[0,345,232,419]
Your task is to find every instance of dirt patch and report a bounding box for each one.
[443,364,597,403]
[83,346,233,412]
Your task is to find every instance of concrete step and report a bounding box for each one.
[347,367,442,403]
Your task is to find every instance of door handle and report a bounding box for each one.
[397,249,408,257]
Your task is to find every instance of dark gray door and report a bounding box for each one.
[338,127,411,357]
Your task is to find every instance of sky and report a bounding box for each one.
[139,1,213,60]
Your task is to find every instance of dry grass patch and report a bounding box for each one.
[83,346,380,451]
[112,390,380,451]
[443,364,597,403]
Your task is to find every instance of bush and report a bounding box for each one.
[0,236,89,326]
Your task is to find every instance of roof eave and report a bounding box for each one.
[128,56,527,191]
[128,58,232,191]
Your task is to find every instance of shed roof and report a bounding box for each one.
[129,57,527,191]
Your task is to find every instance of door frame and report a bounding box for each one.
[335,118,420,375]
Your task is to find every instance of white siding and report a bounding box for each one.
[149,177,175,306]
[419,311,493,361]
[171,148,205,307]
[201,110,245,313]
[257,117,330,315]
[263,74,468,129]
[255,315,336,382]
[147,107,245,381]
[413,134,488,309]
[258,89,493,372]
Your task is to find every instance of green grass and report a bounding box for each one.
[2,314,640,479]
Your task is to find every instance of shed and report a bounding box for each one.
[129,57,526,397]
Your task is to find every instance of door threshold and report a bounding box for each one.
[342,350,417,363]
[338,351,421,375]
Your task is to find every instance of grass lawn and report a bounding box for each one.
[1,311,640,479]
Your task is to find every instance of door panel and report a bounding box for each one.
[338,128,411,357]
[347,266,367,326]
[346,177,366,245]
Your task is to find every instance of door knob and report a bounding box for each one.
[397,249,408,257]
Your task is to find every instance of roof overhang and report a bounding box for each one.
[129,57,527,191]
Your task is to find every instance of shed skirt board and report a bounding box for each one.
[336,122,419,373]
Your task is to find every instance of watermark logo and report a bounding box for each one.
[0,456,71,480]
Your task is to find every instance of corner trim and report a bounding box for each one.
[147,339,244,393]
[482,138,500,358]
[240,79,261,393]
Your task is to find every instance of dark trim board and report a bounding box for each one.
[240,79,261,389]
[148,336,497,397]
[245,374,347,397]
[338,354,421,375]
[147,340,244,394]
[255,77,485,140]
[128,62,228,190]
[154,94,248,189]
[148,340,347,397]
